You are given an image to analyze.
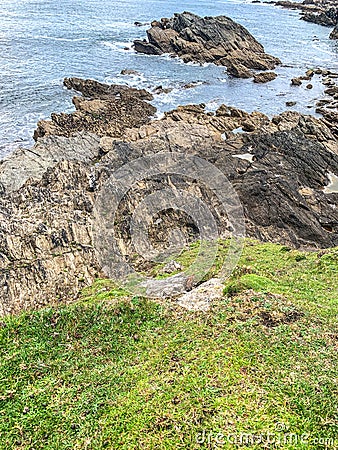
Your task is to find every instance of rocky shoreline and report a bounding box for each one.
[0,10,337,315]
[0,76,337,315]
[274,0,338,38]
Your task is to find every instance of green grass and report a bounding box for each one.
[0,240,337,449]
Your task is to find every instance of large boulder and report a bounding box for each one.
[133,12,281,77]
[253,72,277,83]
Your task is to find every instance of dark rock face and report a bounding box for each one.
[0,79,337,315]
[330,25,338,39]
[134,12,281,77]
[302,6,338,26]
[34,78,156,140]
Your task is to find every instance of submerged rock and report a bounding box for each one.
[133,11,281,78]
[302,6,338,27]
[120,69,141,76]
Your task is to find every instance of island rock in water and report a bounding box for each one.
[134,11,281,78]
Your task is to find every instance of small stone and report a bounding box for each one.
[291,77,302,86]
[120,69,140,76]
[253,72,277,83]
[99,136,114,153]
[242,121,256,132]
[176,278,224,311]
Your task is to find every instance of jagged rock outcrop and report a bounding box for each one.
[0,133,101,193]
[0,79,337,315]
[34,78,156,140]
[0,160,100,316]
[134,12,281,78]
[302,6,338,26]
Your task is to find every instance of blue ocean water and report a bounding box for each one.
[0,0,337,157]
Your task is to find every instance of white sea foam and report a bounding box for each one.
[33,35,90,42]
[154,89,183,106]
[154,112,165,120]
[204,99,221,112]
[102,41,134,52]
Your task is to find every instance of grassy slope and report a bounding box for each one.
[0,241,337,449]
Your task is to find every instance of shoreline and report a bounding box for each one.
[0,75,337,315]
[0,8,337,315]
[1,0,338,157]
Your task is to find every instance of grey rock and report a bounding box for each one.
[133,12,280,78]
[141,274,190,298]
[0,133,101,193]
